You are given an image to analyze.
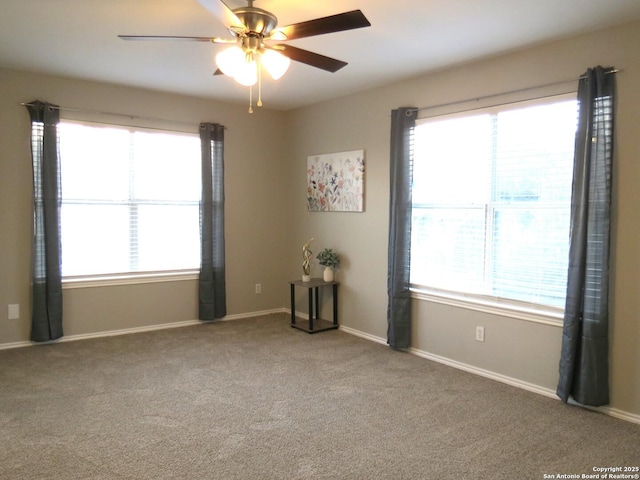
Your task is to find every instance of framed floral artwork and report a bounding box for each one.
[307,150,365,212]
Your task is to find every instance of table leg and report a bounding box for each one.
[308,287,314,331]
[290,283,296,326]
[314,287,320,321]
[333,283,338,326]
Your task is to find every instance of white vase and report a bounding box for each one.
[323,267,334,282]
[302,274,311,282]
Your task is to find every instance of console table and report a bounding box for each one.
[289,278,339,333]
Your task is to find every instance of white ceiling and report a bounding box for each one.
[2,0,640,111]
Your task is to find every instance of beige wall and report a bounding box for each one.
[285,21,640,418]
[0,69,289,342]
[1,19,638,419]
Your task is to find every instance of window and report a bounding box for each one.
[410,95,578,312]
[58,122,201,278]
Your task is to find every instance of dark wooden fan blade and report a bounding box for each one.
[272,10,370,40]
[118,35,234,43]
[273,44,347,73]
[196,0,247,34]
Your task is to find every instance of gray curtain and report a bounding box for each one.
[199,123,227,320]
[557,67,616,406]
[26,101,63,342]
[387,107,417,349]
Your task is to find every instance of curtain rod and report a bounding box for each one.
[19,102,219,130]
[410,68,620,115]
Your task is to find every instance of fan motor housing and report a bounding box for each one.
[233,7,277,35]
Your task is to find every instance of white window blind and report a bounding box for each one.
[410,96,578,309]
[58,122,201,278]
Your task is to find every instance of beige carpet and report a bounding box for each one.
[0,313,638,479]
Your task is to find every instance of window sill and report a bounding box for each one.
[62,270,199,289]
[410,286,563,327]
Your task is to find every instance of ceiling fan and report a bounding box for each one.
[119,0,371,111]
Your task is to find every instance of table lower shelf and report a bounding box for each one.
[290,316,339,334]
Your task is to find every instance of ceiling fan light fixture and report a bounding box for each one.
[261,49,290,80]
[215,45,258,86]
[233,58,258,86]
[215,46,244,77]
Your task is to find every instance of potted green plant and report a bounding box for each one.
[316,248,340,282]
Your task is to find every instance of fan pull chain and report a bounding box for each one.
[257,62,263,108]
[248,85,253,114]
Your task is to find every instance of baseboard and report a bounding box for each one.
[567,400,640,425]
[0,320,200,350]
[338,325,640,426]
[408,347,558,399]
[0,308,286,351]
[338,324,388,346]
[0,340,38,351]
[222,308,287,321]
[409,348,640,425]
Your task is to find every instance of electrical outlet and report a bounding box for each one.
[475,326,485,342]
[255,283,261,294]
[8,304,20,320]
